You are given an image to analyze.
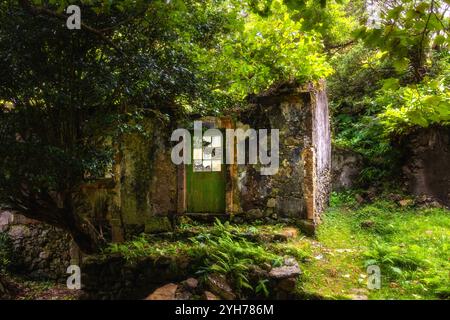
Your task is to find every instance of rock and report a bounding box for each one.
[145,283,178,300]
[8,225,30,239]
[144,216,172,233]
[266,198,277,208]
[0,211,13,232]
[398,199,414,207]
[349,288,368,300]
[183,278,198,290]
[39,251,50,260]
[175,287,193,300]
[283,257,297,266]
[248,265,269,279]
[247,209,263,219]
[269,260,301,279]
[296,219,315,236]
[206,274,236,300]
[387,193,403,202]
[277,277,297,292]
[275,227,298,241]
[203,291,219,300]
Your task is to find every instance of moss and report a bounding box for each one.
[144,216,172,233]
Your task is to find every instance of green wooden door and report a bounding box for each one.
[186,132,226,213]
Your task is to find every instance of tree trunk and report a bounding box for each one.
[9,192,104,255]
[65,217,103,255]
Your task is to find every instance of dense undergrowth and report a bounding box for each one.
[2,192,448,300]
[103,193,450,300]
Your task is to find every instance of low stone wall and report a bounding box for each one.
[81,254,193,300]
[0,211,71,281]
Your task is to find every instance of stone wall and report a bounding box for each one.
[81,254,192,299]
[78,82,331,237]
[401,126,450,206]
[235,82,331,225]
[331,146,363,191]
[0,211,71,281]
[77,115,177,241]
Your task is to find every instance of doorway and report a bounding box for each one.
[185,131,226,213]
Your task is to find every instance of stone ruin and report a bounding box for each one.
[76,81,332,242]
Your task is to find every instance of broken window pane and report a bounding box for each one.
[193,159,203,172]
[202,160,212,171]
[203,135,212,147]
[212,135,221,148]
[212,147,222,160]
[193,148,202,160]
[203,146,213,160]
[212,160,222,172]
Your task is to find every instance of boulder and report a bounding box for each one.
[203,291,219,300]
[206,274,236,300]
[247,209,263,219]
[266,198,277,208]
[183,278,198,290]
[145,283,178,300]
[269,258,301,279]
[277,277,297,292]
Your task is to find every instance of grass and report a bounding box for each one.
[296,193,450,300]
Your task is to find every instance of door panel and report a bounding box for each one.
[186,132,226,213]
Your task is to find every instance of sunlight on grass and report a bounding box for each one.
[298,194,450,300]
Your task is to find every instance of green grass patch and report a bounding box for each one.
[305,195,450,300]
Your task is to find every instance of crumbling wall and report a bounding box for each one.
[117,117,177,237]
[331,146,363,191]
[402,126,450,206]
[79,83,331,236]
[235,82,331,224]
[77,115,177,241]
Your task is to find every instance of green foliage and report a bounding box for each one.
[104,234,191,261]
[329,190,358,208]
[355,0,449,80]
[377,56,450,133]
[329,1,450,186]
[190,219,282,295]
[317,196,450,299]
[104,219,292,297]
[194,0,333,103]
